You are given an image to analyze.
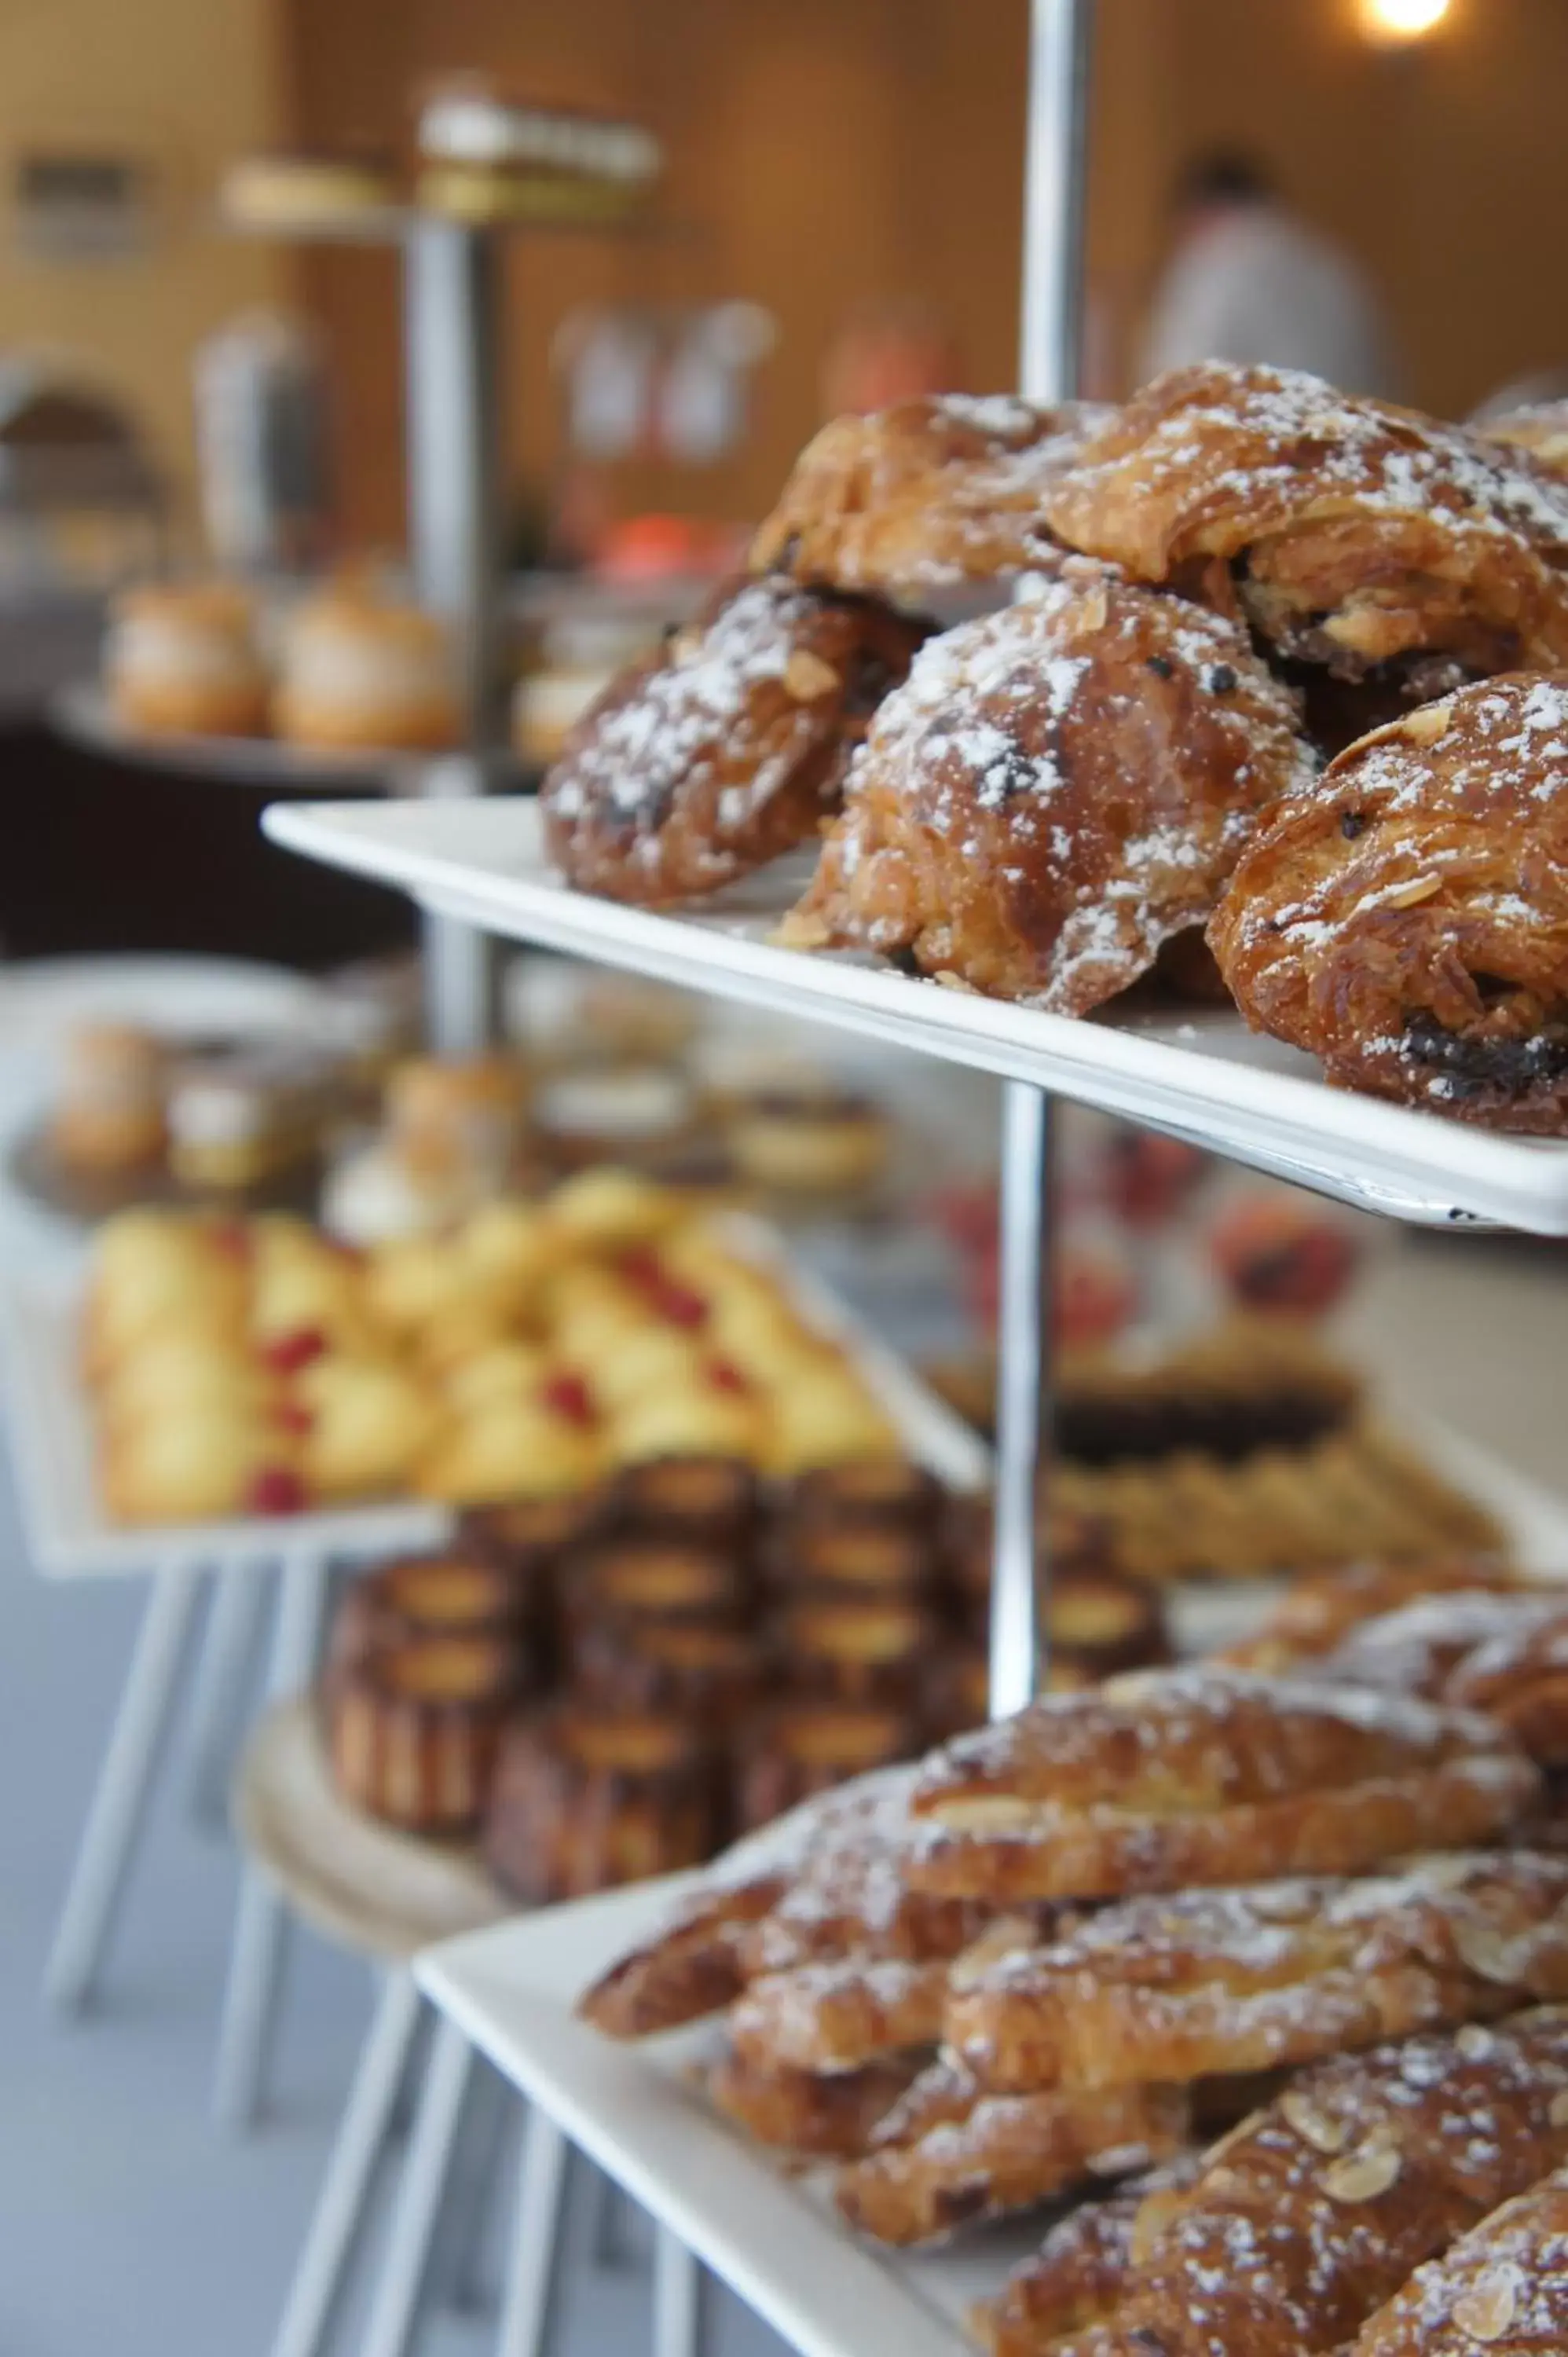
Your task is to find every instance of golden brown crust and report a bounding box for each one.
[1310,1593,1568,1714]
[1046,2008,1568,2357]
[834,2059,1190,2246]
[568,1617,764,1724]
[749,394,1110,595]
[1221,1558,1526,1673]
[540,574,927,906]
[768,1518,938,1597]
[607,1453,759,1549]
[976,2156,1207,2357]
[946,1854,1568,2094]
[483,1704,720,1903]
[1447,1613,1568,1768]
[574,1872,784,2038]
[1044,364,1568,689]
[736,1702,918,1832]
[1478,401,1568,478]
[785,1460,946,1529]
[326,1634,523,1834]
[1346,2164,1568,2355]
[781,564,1316,1012]
[707,2043,921,2159]
[905,1668,1541,1903]
[328,1552,529,1683]
[1207,674,1568,1133]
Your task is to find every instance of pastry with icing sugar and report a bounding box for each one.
[1347,2161,1568,2355]
[707,2042,922,2160]
[540,572,926,906]
[749,392,1111,597]
[1207,673,1568,1134]
[779,561,1315,1010]
[976,2008,1568,2356]
[944,1853,1568,2095]
[1479,399,1568,481]
[904,1666,1540,1902]
[834,2055,1190,2245]
[1222,1557,1527,1674]
[976,2155,1204,2357]
[1043,364,1568,736]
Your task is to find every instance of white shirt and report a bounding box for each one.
[1141,207,1399,399]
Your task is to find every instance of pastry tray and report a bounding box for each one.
[417,1872,1042,2357]
[0,1219,988,1583]
[262,798,1568,1237]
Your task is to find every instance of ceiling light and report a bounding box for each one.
[1357,0,1453,44]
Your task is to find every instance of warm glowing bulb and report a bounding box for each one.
[1358,0,1453,42]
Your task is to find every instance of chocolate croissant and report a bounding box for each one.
[750,392,1111,597]
[1207,674,1568,1133]
[1043,364,1568,740]
[780,562,1316,1010]
[540,573,926,906]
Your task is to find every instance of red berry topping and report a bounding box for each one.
[706,1357,749,1396]
[262,1326,328,1376]
[248,1466,307,1516]
[209,1221,253,1263]
[272,1402,314,1437]
[648,1279,709,1330]
[540,1372,595,1428]
[616,1246,665,1288]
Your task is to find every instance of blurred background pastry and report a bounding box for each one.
[104,581,270,739]
[49,1025,169,1175]
[165,1042,327,1191]
[273,581,460,753]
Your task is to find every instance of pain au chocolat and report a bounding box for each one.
[944,1853,1568,2095]
[1043,363,1568,742]
[749,392,1110,596]
[903,1666,1539,1903]
[540,572,926,906]
[780,561,1314,1010]
[1207,675,1568,1134]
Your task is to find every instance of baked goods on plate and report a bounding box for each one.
[905,1667,1538,1900]
[1346,2160,1568,2355]
[1210,675,1568,1133]
[540,572,927,906]
[483,1704,720,1902]
[780,561,1315,1010]
[750,393,1110,596]
[1042,363,1568,739]
[327,1633,524,1835]
[49,1025,168,1175]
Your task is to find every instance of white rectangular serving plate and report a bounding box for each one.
[0,1227,986,1582]
[418,1874,1042,2357]
[262,798,1568,1237]
[0,1284,451,1579]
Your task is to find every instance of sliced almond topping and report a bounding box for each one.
[1456,2023,1496,2060]
[1398,698,1455,745]
[782,649,841,701]
[949,1915,1040,1987]
[669,625,705,665]
[1453,2274,1518,2343]
[1549,2087,1568,2126]
[1455,1921,1522,1985]
[1075,585,1110,634]
[1321,2146,1401,2202]
[1384,873,1444,909]
[1281,2091,1349,2154]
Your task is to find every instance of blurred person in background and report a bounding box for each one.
[1141,150,1399,398]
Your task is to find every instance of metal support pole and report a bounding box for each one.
[402,217,506,1055]
[991,1087,1053,1715]
[987,0,1094,1721]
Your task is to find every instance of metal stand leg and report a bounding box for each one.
[495,2106,571,2357]
[434,2057,515,2312]
[588,2167,643,2271]
[213,1550,330,2132]
[360,2016,475,2357]
[269,1972,425,2357]
[990,1083,1053,1715]
[44,1563,206,2015]
[184,1563,268,1830]
[653,2229,703,2357]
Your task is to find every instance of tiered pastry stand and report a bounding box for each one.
[252,2,1568,2352]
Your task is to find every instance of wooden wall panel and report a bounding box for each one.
[281,0,1568,547]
